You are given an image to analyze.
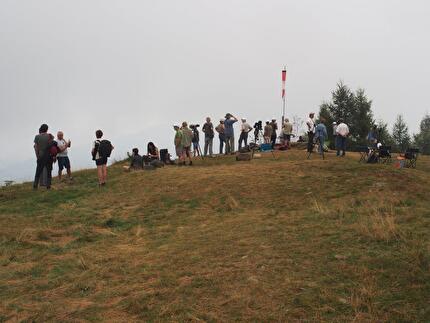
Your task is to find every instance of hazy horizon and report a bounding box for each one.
[1,0,429,183]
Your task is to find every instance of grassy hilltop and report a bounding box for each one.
[1,150,429,322]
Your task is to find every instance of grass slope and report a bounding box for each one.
[1,151,429,322]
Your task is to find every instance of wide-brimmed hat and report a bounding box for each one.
[225,113,232,118]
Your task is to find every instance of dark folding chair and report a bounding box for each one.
[378,146,392,164]
[357,146,369,163]
[404,148,419,168]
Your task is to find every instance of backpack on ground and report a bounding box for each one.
[236,153,252,161]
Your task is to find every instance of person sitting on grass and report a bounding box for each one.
[129,148,143,170]
[147,142,159,161]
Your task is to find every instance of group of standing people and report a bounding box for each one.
[33,124,72,189]
[33,124,115,189]
[306,112,350,156]
[172,113,296,164]
[35,113,344,189]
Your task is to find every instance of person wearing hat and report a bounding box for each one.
[202,117,214,157]
[270,118,278,148]
[224,113,238,154]
[282,118,293,148]
[173,125,183,159]
[180,121,193,166]
[306,112,316,153]
[264,121,273,144]
[238,118,253,150]
[215,119,226,154]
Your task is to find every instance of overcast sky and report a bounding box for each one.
[1,0,429,182]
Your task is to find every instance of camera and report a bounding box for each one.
[253,121,263,131]
[189,124,200,129]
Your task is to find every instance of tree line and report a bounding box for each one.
[318,81,430,154]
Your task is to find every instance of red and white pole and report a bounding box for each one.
[281,67,287,124]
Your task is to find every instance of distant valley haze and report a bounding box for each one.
[1,0,429,183]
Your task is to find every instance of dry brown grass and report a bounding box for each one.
[0,150,429,322]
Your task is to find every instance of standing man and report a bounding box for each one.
[92,130,114,186]
[336,119,349,156]
[270,118,278,148]
[56,131,72,181]
[315,117,328,155]
[173,125,183,160]
[202,117,214,157]
[215,119,225,155]
[264,121,273,144]
[282,118,293,148]
[238,118,253,150]
[33,124,53,190]
[181,122,193,166]
[306,112,316,154]
[191,125,200,157]
[332,122,338,150]
[224,113,238,154]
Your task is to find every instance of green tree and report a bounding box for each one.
[318,81,374,148]
[413,114,430,155]
[392,114,411,152]
[329,81,355,126]
[376,120,394,146]
[351,89,373,145]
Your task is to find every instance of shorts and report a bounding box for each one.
[57,156,71,170]
[182,146,191,157]
[175,146,183,157]
[192,142,198,149]
[95,157,108,166]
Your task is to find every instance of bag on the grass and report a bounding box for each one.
[236,153,252,161]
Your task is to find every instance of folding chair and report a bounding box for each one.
[378,146,392,164]
[357,146,369,163]
[404,148,419,168]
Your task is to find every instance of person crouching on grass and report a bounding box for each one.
[56,131,72,181]
[92,130,114,187]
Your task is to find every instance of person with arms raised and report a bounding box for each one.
[224,113,238,154]
[56,131,72,181]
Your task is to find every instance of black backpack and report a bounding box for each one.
[92,139,112,160]
[98,140,113,158]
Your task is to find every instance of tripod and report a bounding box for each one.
[194,142,204,160]
[307,137,325,160]
[251,129,276,159]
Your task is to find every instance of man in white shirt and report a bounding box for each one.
[306,112,316,153]
[335,120,349,156]
[238,118,253,150]
[56,131,72,180]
